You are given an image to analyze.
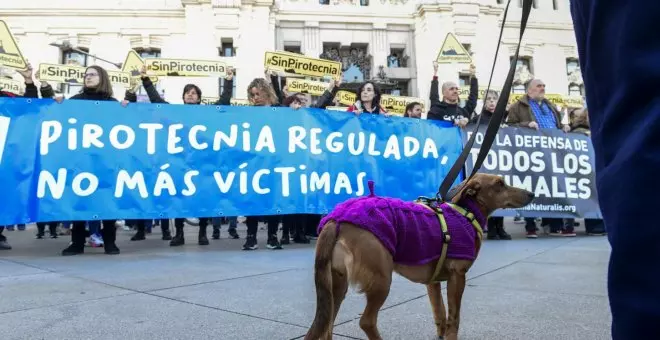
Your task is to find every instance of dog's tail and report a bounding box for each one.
[305,221,339,340]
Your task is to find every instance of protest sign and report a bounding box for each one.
[200,97,250,106]
[0,98,464,224]
[463,124,601,219]
[38,63,132,87]
[285,78,329,96]
[144,58,228,77]
[333,90,424,115]
[0,77,23,95]
[0,20,28,70]
[264,51,342,80]
[122,50,158,83]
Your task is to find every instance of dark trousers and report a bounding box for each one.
[36,222,58,235]
[71,220,117,247]
[245,215,279,236]
[0,226,5,242]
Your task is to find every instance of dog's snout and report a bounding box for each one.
[526,191,535,201]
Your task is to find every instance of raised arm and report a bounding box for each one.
[314,78,342,109]
[429,61,441,106]
[214,68,234,106]
[462,66,478,118]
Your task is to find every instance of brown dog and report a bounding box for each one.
[305,173,535,340]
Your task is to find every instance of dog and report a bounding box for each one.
[304,173,535,340]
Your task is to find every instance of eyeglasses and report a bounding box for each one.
[84,73,99,78]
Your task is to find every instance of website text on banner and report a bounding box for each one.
[0,98,464,225]
[462,124,601,219]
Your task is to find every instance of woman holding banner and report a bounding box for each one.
[57,65,137,256]
[132,67,235,247]
[346,81,387,115]
[0,63,42,250]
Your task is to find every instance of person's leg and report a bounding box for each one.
[17,224,25,231]
[570,1,660,337]
[170,218,185,246]
[227,216,239,239]
[281,215,292,245]
[0,226,11,250]
[101,219,119,255]
[585,219,606,236]
[48,222,58,239]
[145,219,153,234]
[524,217,537,238]
[266,215,282,250]
[61,221,86,255]
[211,217,222,240]
[198,218,209,245]
[294,214,311,244]
[36,222,46,239]
[242,216,259,250]
[131,219,146,241]
[160,219,172,240]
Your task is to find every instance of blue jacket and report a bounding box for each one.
[570,1,660,338]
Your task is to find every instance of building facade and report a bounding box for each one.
[0,0,583,108]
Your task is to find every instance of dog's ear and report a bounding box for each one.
[450,179,481,204]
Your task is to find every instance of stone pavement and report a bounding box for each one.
[0,220,611,340]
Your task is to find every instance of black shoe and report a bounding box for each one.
[242,235,258,250]
[50,234,58,239]
[293,234,310,244]
[280,234,290,245]
[170,235,185,247]
[104,243,120,255]
[228,228,239,239]
[162,230,172,241]
[267,235,283,250]
[497,227,512,240]
[36,233,44,239]
[198,234,209,246]
[61,244,84,256]
[0,240,11,250]
[131,231,146,241]
[212,228,220,240]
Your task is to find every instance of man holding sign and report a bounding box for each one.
[427,61,478,127]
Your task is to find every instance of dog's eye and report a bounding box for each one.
[498,179,505,187]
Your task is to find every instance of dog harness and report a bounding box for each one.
[415,196,484,283]
[318,181,485,283]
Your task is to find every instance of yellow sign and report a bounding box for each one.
[145,58,228,77]
[122,50,158,83]
[201,97,251,106]
[285,78,330,96]
[38,63,132,87]
[325,106,349,112]
[264,51,342,80]
[334,90,356,106]
[436,33,472,64]
[508,93,566,106]
[0,77,23,95]
[334,90,424,115]
[458,86,502,101]
[563,96,584,108]
[380,95,425,116]
[0,20,28,70]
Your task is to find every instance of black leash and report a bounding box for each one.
[437,0,534,201]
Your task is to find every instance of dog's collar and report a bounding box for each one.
[449,197,487,234]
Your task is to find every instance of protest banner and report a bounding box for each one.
[0,97,464,225]
[264,51,342,80]
[144,58,228,77]
[0,77,24,95]
[37,63,132,88]
[285,78,329,96]
[463,124,601,219]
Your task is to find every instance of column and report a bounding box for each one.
[370,23,388,79]
[235,2,275,100]
[302,21,321,59]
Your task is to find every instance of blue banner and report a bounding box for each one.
[0,98,464,225]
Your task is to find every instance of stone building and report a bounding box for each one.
[0,0,583,107]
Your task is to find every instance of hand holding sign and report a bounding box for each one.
[16,62,34,84]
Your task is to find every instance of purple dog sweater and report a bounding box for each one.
[318,183,486,266]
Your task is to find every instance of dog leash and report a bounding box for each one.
[436,0,534,202]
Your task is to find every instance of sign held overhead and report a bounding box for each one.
[0,20,28,71]
[436,33,472,64]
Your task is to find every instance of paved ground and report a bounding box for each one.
[0,219,611,340]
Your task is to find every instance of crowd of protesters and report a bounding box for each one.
[0,54,603,254]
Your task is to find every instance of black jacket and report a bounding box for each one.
[428,75,478,122]
[141,77,231,105]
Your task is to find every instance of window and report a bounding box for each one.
[319,0,329,4]
[532,0,538,9]
[566,58,584,96]
[552,0,558,10]
[60,48,89,96]
[388,48,404,68]
[386,80,409,97]
[135,48,164,101]
[284,45,301,54]
[360,0,369,6]
[218,40,235,57]
[512,56,533,94]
